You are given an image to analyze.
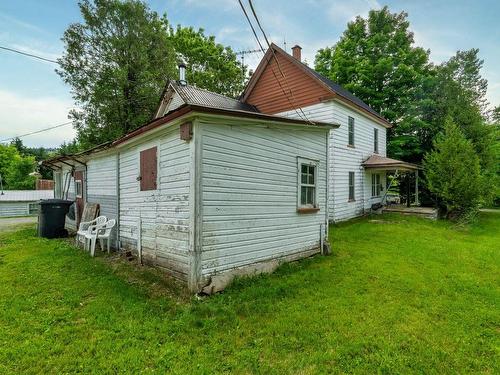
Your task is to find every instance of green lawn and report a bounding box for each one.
[0,213,498,374]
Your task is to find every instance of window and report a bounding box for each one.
[348,172,355,201]
[348,116,355,146]
[374,128,379,153]
[297,157,319,211]
[54,172,62,199]
[371,173,382,197]
[140,146,158,191]
[28,202,39,215]
[75,180,83,198]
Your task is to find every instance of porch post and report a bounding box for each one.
[415,170,419,206]
[406,172,411,208]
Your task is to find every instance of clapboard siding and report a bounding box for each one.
[199,121,328,276]
[0,202,29,217]
[119,124,191,280]
[86,154,118,246]
[279,100,387,222]
[245,52,333,114]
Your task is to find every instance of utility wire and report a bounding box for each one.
[0,45,59,64]
[247,0,313,124]
[0,121,73,143]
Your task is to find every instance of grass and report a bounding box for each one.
[0,213,498,374]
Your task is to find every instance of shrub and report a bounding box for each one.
[424,118,485,220]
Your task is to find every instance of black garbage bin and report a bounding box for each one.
[38,199,74,238]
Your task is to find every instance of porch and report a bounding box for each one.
[362,154,436,219]
[384,205,438,220]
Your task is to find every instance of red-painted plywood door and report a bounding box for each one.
[74,170,85,226]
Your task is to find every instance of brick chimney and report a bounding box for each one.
[292,45,302,61]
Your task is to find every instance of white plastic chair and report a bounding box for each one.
[76,215,107,247]
[85,219,116,257]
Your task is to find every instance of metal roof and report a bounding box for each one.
[171,82,259,113]
[362,154,420,171]
[0,190,54,202]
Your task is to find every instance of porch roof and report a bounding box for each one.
[362,154,420,171]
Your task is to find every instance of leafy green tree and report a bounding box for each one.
[422,50,495,173]
[424,119,485,219]
[5,155,37,190]
[10,138,53,180]
[168,25,246,98]
[57,0,245,149]
[0,143,36,190]
[57,0,177,149]
[314,6,431,161]
[0,144,17,185]
[491,105,500,123]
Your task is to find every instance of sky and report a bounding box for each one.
[0,0,499,147]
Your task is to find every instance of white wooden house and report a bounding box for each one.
[0,190,53,217]
[240,44,419,221]
[44,82,336,292]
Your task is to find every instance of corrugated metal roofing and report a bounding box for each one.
[171,82,259,113]
[0,190,54,202]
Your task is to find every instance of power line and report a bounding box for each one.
[247,0,313,124]
[0,121,73,143]
[0,45,59,64]
[237,0,267,54]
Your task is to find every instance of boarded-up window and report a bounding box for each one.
[348,171,355,201]
[348,116,355,146]
[140,147,157,191]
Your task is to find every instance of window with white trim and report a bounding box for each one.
[297,158,318,209]
[374,128,379,153]
[371,173,382,197]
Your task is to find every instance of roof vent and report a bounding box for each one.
[292,45,302,61]
[178,62,187,86]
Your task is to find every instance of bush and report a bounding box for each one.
[424,119,485,220]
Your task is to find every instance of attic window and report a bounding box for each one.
[139,147,158,191]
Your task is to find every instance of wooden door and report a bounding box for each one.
[74,170,85,226]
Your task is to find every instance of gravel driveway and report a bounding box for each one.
[0,216,37,232]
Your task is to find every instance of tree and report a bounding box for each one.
[0,144,36,190]
[10,138,53,180]
[5,155,37,190]
[57,0,246,149]
[421,50,495,173]
[57,0,177,149]
[424,119,485,219]
[314,6,431,161]
[168,26,246,99]
[491,105,500,123]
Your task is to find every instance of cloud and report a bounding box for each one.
[0,12,49,35]
[0,90,76,148]
[328,0,381,24]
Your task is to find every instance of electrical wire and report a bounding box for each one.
[0,45,59,64]
[247,0,313,124]
[0,121,73,143]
